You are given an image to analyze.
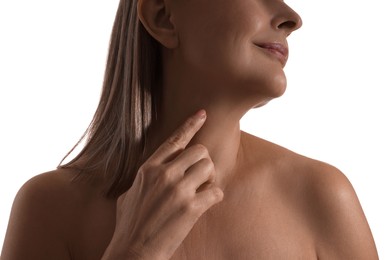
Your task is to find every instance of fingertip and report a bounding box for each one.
[195,109,207,121]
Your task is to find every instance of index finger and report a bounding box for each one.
[151,110,207,164]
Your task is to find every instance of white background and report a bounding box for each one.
[1,0,389,258]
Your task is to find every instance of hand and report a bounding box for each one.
[102,110,224,260]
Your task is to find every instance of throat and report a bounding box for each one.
[147,108,244,191]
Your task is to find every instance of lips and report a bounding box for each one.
[256,42,289,66]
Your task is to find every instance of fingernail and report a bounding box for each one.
[197,109,207,120]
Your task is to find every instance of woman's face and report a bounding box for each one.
[170,0,302,103]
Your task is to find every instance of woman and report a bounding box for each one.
[1,0,378,259]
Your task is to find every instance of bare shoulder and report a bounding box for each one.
[299,160,379,259]
[240,131,379,259]
[1,168,109,260]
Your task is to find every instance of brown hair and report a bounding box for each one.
[59,0,161,198]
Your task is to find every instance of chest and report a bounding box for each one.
[71,185,318,260]
[170,194,317,260]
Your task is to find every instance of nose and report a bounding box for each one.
[271,3,303,36]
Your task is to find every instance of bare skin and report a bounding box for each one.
[1,0,378,259]
[1,128,378,259]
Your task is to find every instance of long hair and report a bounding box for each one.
[59,0,161,198]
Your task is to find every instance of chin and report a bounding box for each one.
[240,71,287,109]
[269,73,288,97]
[253,99,271,108]
[250,70,287,98]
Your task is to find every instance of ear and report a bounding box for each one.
[137,0,179,49]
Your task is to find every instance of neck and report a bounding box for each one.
[145,52,266,190]
[146,66,257,189]
[147,103,244,190]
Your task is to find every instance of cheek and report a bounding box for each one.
[181,35,287,98]
[179,20,252,79]
[176,1,251,73]
[176,3,287,97]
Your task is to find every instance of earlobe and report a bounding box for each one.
[137,0,179,49]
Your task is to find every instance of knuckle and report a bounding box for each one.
[184,116,197,130]
[166,136,180,148]
[182,200,200,215]
[202,156,213,166]
[138,164,152,175]
[192,144,209,156]
[200,157,214,172]
[167,129,186,148]
[158,164,176,185]
[211,187,224,202]
[137,164,154,182]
